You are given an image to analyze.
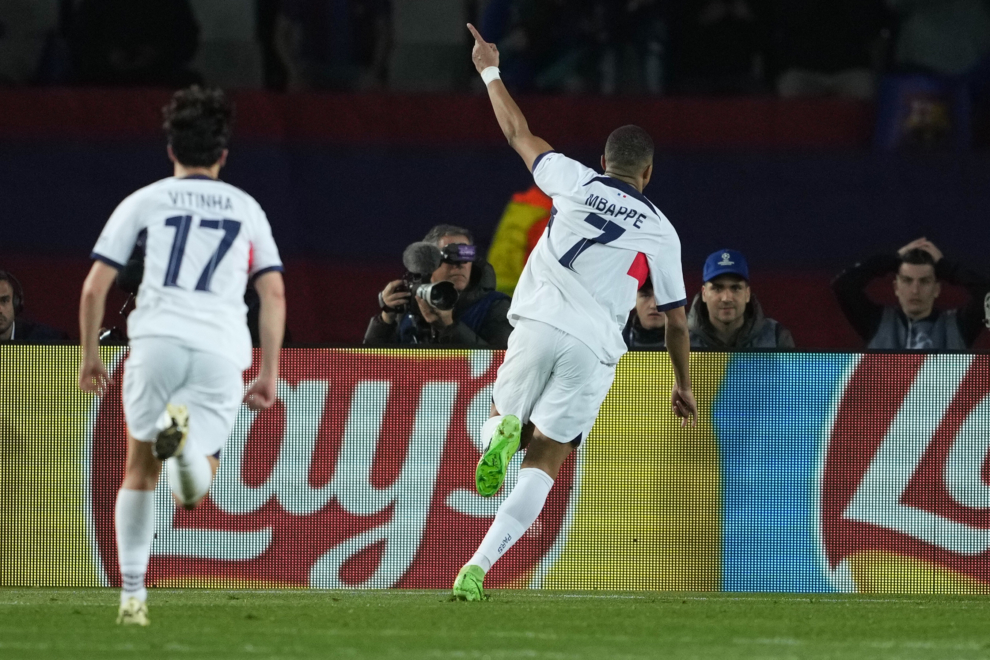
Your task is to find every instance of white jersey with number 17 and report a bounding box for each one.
[508,152,686,364]
[91,176,283,370]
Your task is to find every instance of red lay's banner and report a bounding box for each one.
[87,349,578,590]
[820,354,990,591]
[4,347,986,593]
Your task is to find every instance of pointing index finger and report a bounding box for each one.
[467,23,486,45]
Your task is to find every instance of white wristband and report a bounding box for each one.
[480,66,501,86]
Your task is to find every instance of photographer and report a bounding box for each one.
[364,225,512,347]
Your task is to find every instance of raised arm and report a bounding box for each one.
[467,23,552,171]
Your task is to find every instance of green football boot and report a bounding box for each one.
[475,415,521,497]
[451,564,486,601]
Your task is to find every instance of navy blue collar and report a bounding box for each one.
[586,176,658,215]
[179,174,216,180]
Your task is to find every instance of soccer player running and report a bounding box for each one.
[452,26,698,601]
[77,87,286,625]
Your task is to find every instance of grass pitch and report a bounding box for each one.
[1,589,989,659]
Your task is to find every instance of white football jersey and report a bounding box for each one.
[509,152,686,364]
[92,176,283,370]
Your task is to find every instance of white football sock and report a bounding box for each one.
[166,451,212,507]
[115,488,155,604]
[480,415,505,450]
[469,467,554,573]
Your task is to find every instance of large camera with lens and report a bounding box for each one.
[398,241,477,313]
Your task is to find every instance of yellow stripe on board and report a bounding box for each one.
[0,346,118,586]
[544,352,727,591]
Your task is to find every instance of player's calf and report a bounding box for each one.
[166,451,214,510]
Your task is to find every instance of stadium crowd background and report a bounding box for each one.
[1,0,989,349]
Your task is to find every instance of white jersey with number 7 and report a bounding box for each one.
[91,175,283,370]
[508,151,686,364]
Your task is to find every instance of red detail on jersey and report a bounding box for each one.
[248,243,255,273]
[627,252,648,288]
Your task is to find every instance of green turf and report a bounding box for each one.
[1,589,989,660]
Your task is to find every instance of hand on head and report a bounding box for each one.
[898,237,943,262]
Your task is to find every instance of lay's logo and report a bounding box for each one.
[820,354,990,592]
[85,350,578,590]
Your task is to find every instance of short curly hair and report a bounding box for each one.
[162,86,234,167]
[604,125,654,174]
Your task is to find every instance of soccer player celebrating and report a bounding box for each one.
[452,25,698,601]
[78,87,286,625]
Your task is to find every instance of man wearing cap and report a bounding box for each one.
[364,224,513,347]
[687,249,795,349]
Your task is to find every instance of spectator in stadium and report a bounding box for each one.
[0,270,69,344]
[364,224,513,347]
[772,0,888,100]
[273,0,391,91]
[597,0,669,95]
[687,249,795,349]
[623,277,667,350]
[886,0,990,78]
[668,0,770,95]
[71,0,201,87]
[832,237,990,349]
[490,0,597,93]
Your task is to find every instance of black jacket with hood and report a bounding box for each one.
[363,261,513,348]
[687,293,795,349]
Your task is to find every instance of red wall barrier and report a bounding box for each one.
[0,89,873,148]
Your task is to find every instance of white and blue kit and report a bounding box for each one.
[92,175,283,454]
[492,151,686,443]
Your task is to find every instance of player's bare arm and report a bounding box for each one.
[78,261,118,395]
[244,270,286,411]
[664,305,697,427]
[467,23,552,171]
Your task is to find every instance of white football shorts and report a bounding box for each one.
[123,337,245,456]
[492,318,616,444]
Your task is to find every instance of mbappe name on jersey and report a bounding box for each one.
[584,194,647,228]
[167,191,234,212]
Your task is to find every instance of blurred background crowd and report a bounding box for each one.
[1,1,989,350]
[0,0,988,99]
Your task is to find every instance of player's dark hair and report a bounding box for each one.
[604,125,654,175]
[162,86,234,168]
[638,275,653,294]
[900,248,937,270]
[423,224,474,246]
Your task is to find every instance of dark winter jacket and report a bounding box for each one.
[687,293,795,349]
[832,253,989,350]
[2,319,70,344]
[363,261,513,348]
[622,311,666,350]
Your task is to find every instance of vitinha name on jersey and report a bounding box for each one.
[167,190,234,212]
[583,193,647,227]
